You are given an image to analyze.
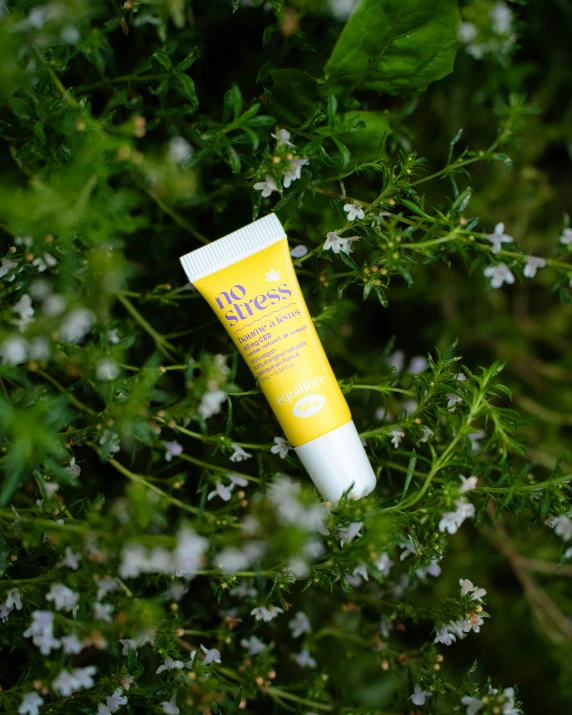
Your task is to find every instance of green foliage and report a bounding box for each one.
[0,0,571,714]
[324,0,461,95]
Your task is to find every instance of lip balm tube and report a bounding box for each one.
[179,214,376,503]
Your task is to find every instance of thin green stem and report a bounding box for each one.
[117,293,178,360]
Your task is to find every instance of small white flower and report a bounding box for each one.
[253,175,279,197]
[52,666,96,696]
[251,604,284,622]
[468,429,486,452]
[230,474,248,488]
[23,610,61,655]
[65,456,81,478]
[291,647,317,668]
[343,201,365,222]
[96,576,119,601]
[59,307,94,343]
[174,526,208,577]
[169,136,193,163]
[459,475,478,493]
[400,537,418,561]
[61,632,83,654]
[417,426,434,443]
[94,602,113,623]
[106,329,120,344]
[491,2,512,34]
[60,546,81,570]
[389,428,404,448]
[229,443,252,462]
[6,587,22,610]
[486,223,514,253]
[160,695,180,715]
[164,441,183,462]
[323,230,359,255]
[523,255,546,278]
[28,336,51,361]
[0,602,12,622]
[0,335,28,365]
[289,611,311,638]
[370,210,391,227]
[271,128,295,147]
[457,21,478,43]
[346,563,369,587]
[410,685,432,706]
[447,393,463,410]
[0,258,18,280]
[200,643,221,664]
[13,294,34,331]
[271,436,292,458]
[483,263,515,289]
[42,293,66,316]
[338,521,363,546]
[546,513,572,542]
[439,499,475,534]
[374,552,394,576]
[434,625,456,646]
[264,268,281,282]
[408,355,428,374]
[120,638,138,655]
[559,228,572,245]
[208,481,232,502]
[18,692,44,715]
[44,481,60,498]
[462,696,484,715]
[46,583,79,616]
[240,635,266,655]
[156,656,184,674]
[290,245,308,258]
[388,350,405,372]
[283,158,309,188]
[96,358,120,381]
[199,388,227,418]
[32,253,57,272]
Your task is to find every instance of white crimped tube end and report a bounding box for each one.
[179,214,286,283]
[294,420,377,504]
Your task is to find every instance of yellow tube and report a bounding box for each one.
[180,214,376,502]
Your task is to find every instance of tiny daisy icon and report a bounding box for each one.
[265,268,281,282]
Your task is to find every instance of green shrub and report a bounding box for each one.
[0,1,571,714]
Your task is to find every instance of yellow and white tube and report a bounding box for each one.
[180,214,376,503]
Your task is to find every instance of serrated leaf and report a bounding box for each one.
[324,0,461,95]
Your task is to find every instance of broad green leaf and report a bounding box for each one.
[337,111,391,161]
[324,0,461,96]
[268,69,321,126]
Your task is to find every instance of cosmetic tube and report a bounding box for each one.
[180,214,376,503]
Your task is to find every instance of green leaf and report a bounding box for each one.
[173,73,199,110]
[401,449,417,500]
[268,69,321,125]
[174,49,198,73]
[149,78,170,96]
[337,111,391,162]
[324,0,461,96]
[153,51,172,72]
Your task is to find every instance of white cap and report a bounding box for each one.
[294,421,376,504]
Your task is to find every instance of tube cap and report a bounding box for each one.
[294,421,376,504]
